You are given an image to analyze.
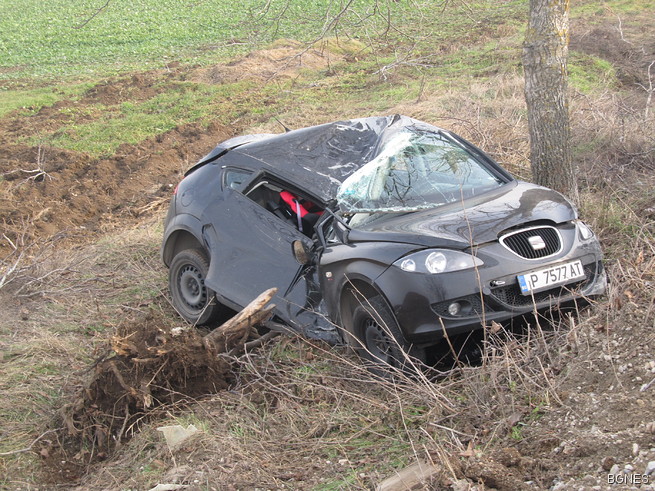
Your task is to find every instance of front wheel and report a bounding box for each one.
[169,249,225,326]
[349,295,425,375]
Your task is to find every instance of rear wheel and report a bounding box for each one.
[169,249,224,326]
[349,295,425,375]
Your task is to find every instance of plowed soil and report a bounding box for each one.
[0,41,349,257]
[0,85,233,256]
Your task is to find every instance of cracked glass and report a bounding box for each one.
[336,130,505,214]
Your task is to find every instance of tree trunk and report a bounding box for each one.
[523,0,578,202]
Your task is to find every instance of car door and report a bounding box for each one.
[202,171,321,331]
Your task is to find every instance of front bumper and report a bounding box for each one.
[374,242,607,345]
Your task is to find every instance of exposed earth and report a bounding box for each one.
[1,18,654,491]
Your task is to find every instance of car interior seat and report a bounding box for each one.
[279,190,323,236]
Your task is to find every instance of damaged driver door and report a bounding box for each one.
[203,173,328,338]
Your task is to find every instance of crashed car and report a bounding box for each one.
[161,115,607,368]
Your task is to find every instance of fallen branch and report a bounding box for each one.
[204,287,277,352]
[0,251,24,290]
[230,329,281,356]
[73,0,111,29]
[205,288,277,343]
[0,429,62,456]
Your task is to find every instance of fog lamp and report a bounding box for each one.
[448,302,462,316]
[578,221,594,240]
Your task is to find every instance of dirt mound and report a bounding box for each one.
[45,289,277,485]
[58,312,232,458]
[0,120,233,257]
[84,73,161,106]
[34,311,232,484]
[195,39,346,84]
[571,17,655,89]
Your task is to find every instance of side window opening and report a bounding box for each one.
[244,179,323,237]
[223,168,253,191]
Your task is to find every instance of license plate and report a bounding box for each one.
[517,260,585,295]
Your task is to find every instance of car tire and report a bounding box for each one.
[350,295,426,375]
[169,249,224,326]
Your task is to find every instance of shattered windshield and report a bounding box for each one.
[337,130,506,213]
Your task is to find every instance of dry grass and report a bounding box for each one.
[2,180,652,490]
[2,84,653,489]
[0,218,172,487]
[68,81,654,488]
[390,73,532,180]
[62,306,604,490]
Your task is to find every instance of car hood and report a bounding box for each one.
[347,181,577,248]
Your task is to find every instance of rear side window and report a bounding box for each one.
[244,177,324,237]
[223,168,253,190]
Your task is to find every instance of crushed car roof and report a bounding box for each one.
[193,115,455,203]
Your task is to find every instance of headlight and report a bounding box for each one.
[394,249,483,274]
[425,252,448,273]
[576,220,595,240]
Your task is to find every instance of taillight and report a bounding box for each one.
[173,182,180,195]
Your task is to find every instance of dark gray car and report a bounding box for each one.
[161,115,607,368]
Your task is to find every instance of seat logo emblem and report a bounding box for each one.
[528,235,546,251]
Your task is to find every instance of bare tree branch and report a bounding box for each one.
[636,60,655,119]
[74,0,111,30]
[0,429,62,456]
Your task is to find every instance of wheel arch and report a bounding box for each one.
[339,278,395,342]
[162,229,206,266]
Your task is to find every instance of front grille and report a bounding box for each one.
[500,226,562,260]
[490,262,597,309]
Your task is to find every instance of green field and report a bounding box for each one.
[0,0,534,158]
[1,0,650,82]
[1,0,333,77]
[0,0,540,81]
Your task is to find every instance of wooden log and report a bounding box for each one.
[203,287,278,352]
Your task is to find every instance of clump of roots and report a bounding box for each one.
[57,288,278,461]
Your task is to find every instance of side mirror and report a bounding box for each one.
[333,219,349,244]
[292,240,311,265]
